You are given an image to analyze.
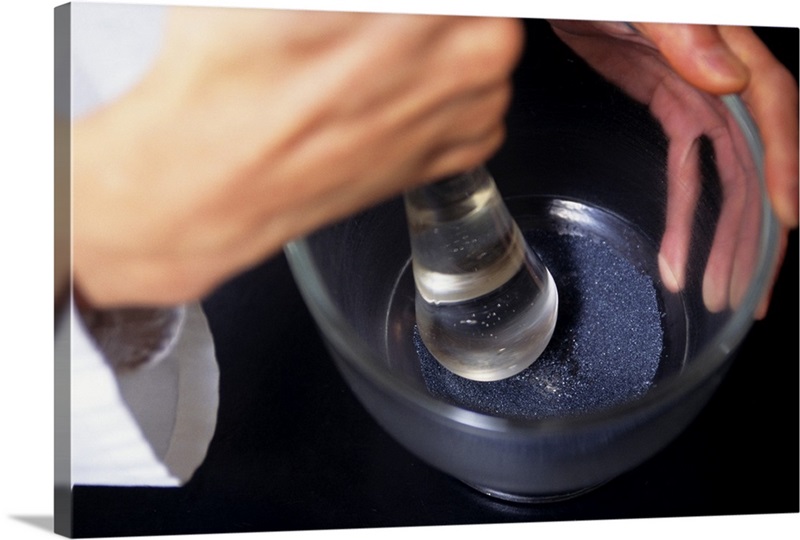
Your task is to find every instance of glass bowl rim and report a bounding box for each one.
[284,94,782,435]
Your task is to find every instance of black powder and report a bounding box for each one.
[414,230,664,419]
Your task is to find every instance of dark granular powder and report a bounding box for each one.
[414,230,664,419]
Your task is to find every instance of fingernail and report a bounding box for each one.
[702,44,750,89]
[754,293,770,320]
[702,270,728,313]
[658,251,683,292]
[775,189,800,229]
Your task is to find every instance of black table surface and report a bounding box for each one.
[70,21,799,538]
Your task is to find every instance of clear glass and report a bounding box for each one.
[404,167,558,381]
[283,21,781,501]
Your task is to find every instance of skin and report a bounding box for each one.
[72,9,525,306]
[551,21,798,318]
[69,10,797,315]
[636,23,798,229]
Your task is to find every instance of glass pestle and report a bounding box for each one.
[404,166,558,381]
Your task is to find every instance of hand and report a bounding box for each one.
[550,21,798,318]
[633,23,798,230]
[73,8,524,307]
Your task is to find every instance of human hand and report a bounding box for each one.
[632,23,799,229]
[550,20,798,318]
[73,8,524,307]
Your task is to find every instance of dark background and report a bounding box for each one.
[69,19,799,538]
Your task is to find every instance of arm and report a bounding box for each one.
[73,8,524,307]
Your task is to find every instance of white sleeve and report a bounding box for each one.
[69,300,181,486]
[66,3,219,486]
[68,298,220,487]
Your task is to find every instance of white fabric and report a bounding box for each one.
[69,298,220,487]
[116,303,220,484]
[70,301,181,486]
[67,2,219,486]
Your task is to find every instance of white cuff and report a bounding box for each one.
[68,300,219,486]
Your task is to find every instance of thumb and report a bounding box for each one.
[633,22,750,95]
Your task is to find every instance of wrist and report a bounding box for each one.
[74,286,186,372]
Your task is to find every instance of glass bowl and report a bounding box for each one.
[284,20,781,502]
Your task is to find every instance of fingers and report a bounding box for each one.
[701,173,747,314]
[659,136,701,293]
[640,22,797,319]
[638,22,798,230]
[633,22,751,95]
[719,26,799,230]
